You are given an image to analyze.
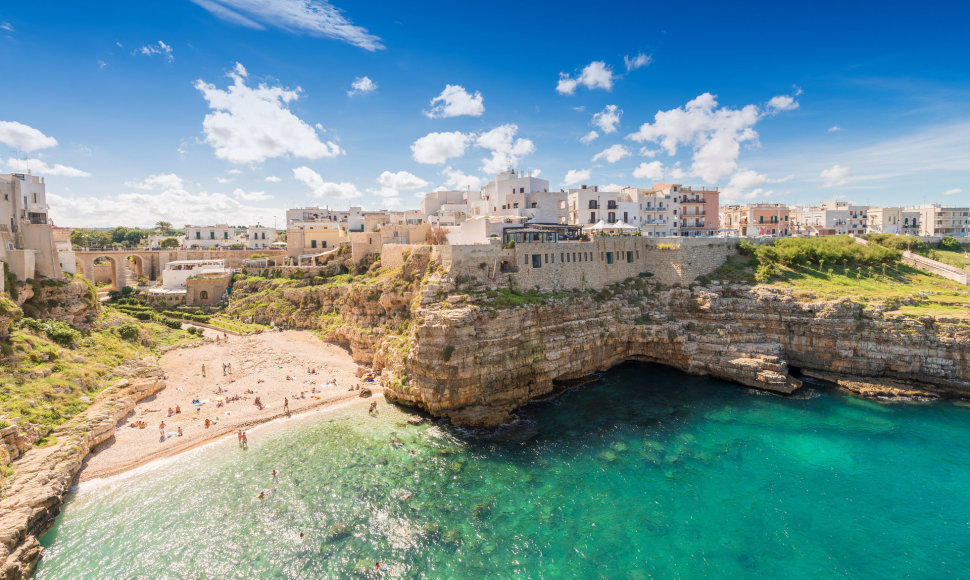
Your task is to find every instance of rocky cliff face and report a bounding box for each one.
[0,361,164,580]
[384,279,970,427]
[18,278,100,330]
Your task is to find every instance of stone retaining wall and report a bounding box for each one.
[902,251,969,285]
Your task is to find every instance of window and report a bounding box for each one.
[311,240,317,248]
[606,252,614,264]
[561,253,564,262]
[524,254,529,265]
[224,231,229,239]
[32,193,37,203]
[196,232,201,239]
[210,232,216,239]
[520,187,525,193]
[627,251,634,263]
[199,290,209,300]
[532,254,541,268]
[588,200,598,209]
[608,212,616,223]
[544,254,548,264]
[759,216,764,223]
[607,200,617,209]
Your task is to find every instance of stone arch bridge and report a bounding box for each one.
[75,249,287,290]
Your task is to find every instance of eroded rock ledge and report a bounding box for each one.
[385,281,970,427]
[0,363,164,580]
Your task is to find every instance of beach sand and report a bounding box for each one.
[79,330,380,482]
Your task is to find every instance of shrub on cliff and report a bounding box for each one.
[754,236,899,270]
[117,323,140,341]
[938,236,963,252]
[864,233,928,254]
[18,317,80,346]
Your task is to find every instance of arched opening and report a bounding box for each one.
[125,255,145,287]
[92,256,118,292]
[199,290,209,300]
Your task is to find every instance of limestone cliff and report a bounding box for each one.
[384,279,970,427]
[18,277,100,330]
[0,362,164,580]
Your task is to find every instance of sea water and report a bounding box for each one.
[36,363,970,578]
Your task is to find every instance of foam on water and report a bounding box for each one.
[36,363,970,578]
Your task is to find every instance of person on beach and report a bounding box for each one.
[205,418,211,429]
[216,335,220,344]
[284,397,289,413]
[222,363,227,376]
[177,426,183,437]
[224,332,228,342]
[271,469,277,479]
[237,431,242,445]
[369,402,377,414]
[242,431,248,447]
[175,405,181,414]
[201,364,206,378]
[227,362,232,374]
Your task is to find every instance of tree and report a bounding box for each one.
[124,229,147,246]
[939,236,963,252]
[160,237,180,249]
[155,221,173,235]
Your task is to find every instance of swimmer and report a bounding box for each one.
[271,469,277,479]
[258,491,265,500]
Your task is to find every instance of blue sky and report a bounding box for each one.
[0,0,967,227]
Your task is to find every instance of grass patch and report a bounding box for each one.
[478,288,568,308]
[0,312,197,429]
[761,263,970,320]
[927,248,969,272]
[208,315,270,334]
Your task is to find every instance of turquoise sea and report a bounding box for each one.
[36,363,970,578]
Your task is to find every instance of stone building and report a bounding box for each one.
[0,172,63,281]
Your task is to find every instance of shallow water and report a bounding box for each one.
[36,363,970,578]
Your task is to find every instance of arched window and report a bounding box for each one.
[199,290,209,300]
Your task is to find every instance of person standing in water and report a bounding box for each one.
[201,364,206,378]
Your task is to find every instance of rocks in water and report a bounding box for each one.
[358,388,372,398]
[325,521,353,541]
[441,528,463,545]
[471,502,492,520]
[598,450,618,462]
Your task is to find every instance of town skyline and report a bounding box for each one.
[1,0,968,228]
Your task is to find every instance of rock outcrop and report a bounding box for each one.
[384,279,970,427]
[0,363,164,580]
[19,278,100,330]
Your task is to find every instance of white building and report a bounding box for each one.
[910,204,970,237]
[0,172,63,280]
[619,187,678,237]
[159,259,229,289]
[794,201,868,236]
[246,225,278,249]
[184,224,237,248]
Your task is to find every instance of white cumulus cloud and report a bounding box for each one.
[292,166,360,199]
[475,124,535,175]
[628,92,798,183]
[556,61,614,95]
[828,125,843,133]
[942,188,962,196]
[562,168,591,186]
[189,0,383,51]
[632,161,665,181]
[820,164,850,187]
[195,62,342,164]
[766,94,799,113]
[264,175,281,182]
[48,172,277,228]
[593,105,622,134]
[347,76,377,96]
[580,130,599,144]
[0,121,58,151]
[377,170,428,190]
[411,131,471,164]
[441,166,485,191]
[721,169,768,199]
[624,52,652,72]
[137,40,174,62]
[233,187,273,201]
[592,144,631,164]
[425,85,485,118]
[6,157,91,177]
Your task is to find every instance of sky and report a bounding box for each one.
[0,0,968,228]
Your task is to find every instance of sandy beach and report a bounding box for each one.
[79,330,381,482]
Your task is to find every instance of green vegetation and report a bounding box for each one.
[702,236,970,320]
[442,345,455,362]
[927,248,969,272]
[0,311,196,428]
[938,235,964,252]
[207,315,269,334]
[863,233,928,253]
